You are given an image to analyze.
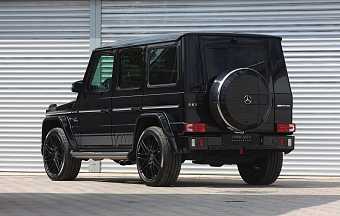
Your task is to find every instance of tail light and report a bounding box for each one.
[277,123,296,133]
[185,123,206,132]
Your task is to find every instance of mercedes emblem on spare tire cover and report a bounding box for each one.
[209,68,271,132]
[244,95,252,105]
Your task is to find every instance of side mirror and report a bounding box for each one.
[72,80,83,93]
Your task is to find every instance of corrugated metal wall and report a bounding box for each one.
[1,0,340,176]
[100,0,340,176]
[0,1,90,171]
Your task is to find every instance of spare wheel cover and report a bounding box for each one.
[209,68,271,131]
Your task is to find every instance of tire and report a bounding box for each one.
[43,127,81,181]
[237,152,283,185]
[136,126,182,187]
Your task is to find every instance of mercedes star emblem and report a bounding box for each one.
[244,95,252,105]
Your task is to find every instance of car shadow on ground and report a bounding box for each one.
[74,175,340,189]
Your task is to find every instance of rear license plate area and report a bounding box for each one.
[223,134,259,145]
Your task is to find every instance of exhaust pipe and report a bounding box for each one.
[119,160,133,166]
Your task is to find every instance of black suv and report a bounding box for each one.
[42,32,295,186]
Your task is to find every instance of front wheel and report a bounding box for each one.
[43,127,81,181]
[136,126,182,187]
[237,152,283,185]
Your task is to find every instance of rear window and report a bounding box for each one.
[148,46,178,86]
[205,47,266,81]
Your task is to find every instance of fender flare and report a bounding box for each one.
[134,113,179,154]
[41,116,79,154]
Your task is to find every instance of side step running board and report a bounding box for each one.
[70,151,129,160]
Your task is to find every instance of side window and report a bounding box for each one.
[148,46,177,86]
[118,48,143,89]
[88,53,114,91]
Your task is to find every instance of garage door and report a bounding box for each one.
[0,1,90,171]
[100,0,340,176]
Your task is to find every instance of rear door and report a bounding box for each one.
[199,35,274,132]
[78,51,115,146]
[143,42,183,121]
[112,47,144,149]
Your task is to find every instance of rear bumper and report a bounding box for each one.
[177,134,295,153]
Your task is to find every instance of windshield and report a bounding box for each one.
[205,47,266,81]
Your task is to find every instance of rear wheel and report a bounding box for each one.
[43,127,81,181]
[136,126,182,187]
[237,152,283,185]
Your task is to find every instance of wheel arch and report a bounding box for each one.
[130,113,179,160]
[41,116,79,155]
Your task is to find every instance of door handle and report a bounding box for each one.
[101,108,111,113]
[131,106,142,111]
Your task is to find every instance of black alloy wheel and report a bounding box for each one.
[237,151,283,185]
[43,127,81,181]
[137,133,161,181]
[136,126,181,187]
[44,133,64,176]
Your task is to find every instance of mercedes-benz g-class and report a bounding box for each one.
[42,32,295,186]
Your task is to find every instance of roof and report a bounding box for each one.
[96,32,281,51]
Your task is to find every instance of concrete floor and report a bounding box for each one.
[0,172,339,215]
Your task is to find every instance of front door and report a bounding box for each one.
[78,51,115,147]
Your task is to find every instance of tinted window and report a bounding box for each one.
[119,49,143,89]
[205,47,266,81]
[149,47,177,85]
[88,53,114,91]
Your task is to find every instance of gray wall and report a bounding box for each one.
[1,0,340,176]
